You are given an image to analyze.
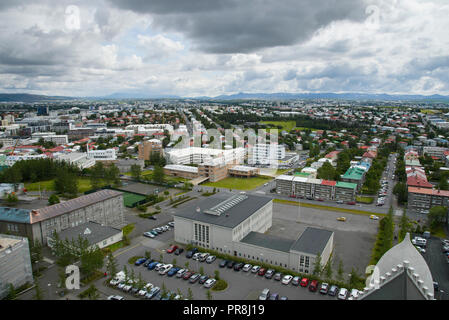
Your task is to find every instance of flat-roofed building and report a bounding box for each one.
[198,162,228,182]
[163,164,199,180]
[315,180,336,201]
[227,165,260,178]
[334,181,357,202]
[408,187,449,213]
[54,152,95,169]
[138,139,163,161]
[0,234,33,299]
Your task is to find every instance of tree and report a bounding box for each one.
[199,266,204,275]
[106,253,118,279]
[58,266,67,289]
[105,164,120,186]
[48,194,60,205]
[130,164,142,180]
[187,288,194,300]
[33,279,43,300]
[398,209,410,242]
[317,161,337,180]
[54,169,78,196]
[144,251,152,260]
[4,192,18,204]
[428,206,447,229]
[185,261,189,269]
[90,162,105,190]
[324,256,333,280]
[214,270,220,281]
[152,165,165,183]
[161,282,168,299]
[393,182,408,205]
[337,259,344,281]
[80,242,104,278]
[313,252,323,276]
[206,290,213,300]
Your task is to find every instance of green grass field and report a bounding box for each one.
[202,176,272,190]
[25,178,97,193]
[261,121,297,132]
[356,196,375,204]
[122,192,146,207]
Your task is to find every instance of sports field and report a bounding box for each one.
[122,192,146,207]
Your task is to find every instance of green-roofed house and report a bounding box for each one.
[335,181,357,202]
[341,166,367,191]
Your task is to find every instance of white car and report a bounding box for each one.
[138,283,153,296]
[154,263,164,271]
[192,252,202,260]
[159,264,173,275]
[348,289,360,300]
[204,278,217,288]
[337,288,348,300]
[117,281,127,290]
[251,265,261,273]
[107,295,124,300]
[281,275,293,285]
[242,264,252,272]
[122,280,135,292]
[176,268,187,278]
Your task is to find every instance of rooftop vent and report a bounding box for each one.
[204,194,248,216]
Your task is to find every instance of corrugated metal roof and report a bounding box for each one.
[31,189,123,223]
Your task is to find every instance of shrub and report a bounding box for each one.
[211,279,228,291]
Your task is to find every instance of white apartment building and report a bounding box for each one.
[54,152,96,169]
[166,147,245,166]
[87,147,117,161]
[248,143,286,165]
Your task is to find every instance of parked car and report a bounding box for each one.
[268,293,279,300]
[167,267,180,277]
[349,289,360,300]
[319,283,329,294]
[233,262,244,271]
[134,258,147,266]
[242,264,252,272]
[148,216,156,220]
[138,283,153,296]
[147,261,159,270]
[183,271,194,280]
[145,287,160,300]
[154,263,164,271]
[143,259,154,267]
[280,296,288,300]
[199,275,209,284]
[174,248,184,255]
[258,288,270,301]
[300,278,309,287]
[336,200,344,204]
[227,261,237,269]
[274,272,283,281]
[328,285,339,296]
[251,265,261,273]
[122,280,135,292]
[219,260,229,268]
[166,245,178,254]
[204,278,217,288]
[189,273,201,283]
[199,252,210,262]
[130,286,140,295]
[143,232,155,238]
[257,268,267,276]
[150,230,158,236]
[309,280,319,292]
[370,215,379,220]
[107,295,124,300]
[338,288,348,300]
[117,281,127,290]
[192,252,202,261]
[291,276,301,286]
[176,269,187,278]
[168,221,175,227]
[186,248,199,259]
[206,255,216,264]
[347,201,356,205]
[282,275,293,285]
[264,269,275,279]
[337,217,347,222]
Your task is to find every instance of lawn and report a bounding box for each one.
[356,196,375,204]
[202,176,273,190]
[24,177,97,193]
[261,121,297,132]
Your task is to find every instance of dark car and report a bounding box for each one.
[189,273,201,283]
[274,272,283,281]
[148,216,157,220]
[167,267,180,277]
[219,260,229,268]
[131,287,140,295]
[174,248,184,255]
[199,275,209,284]
[186,248,199,259]
[233,262,244,271]
[268,293,279,300]
[143,259,154,267]
[264,269,275,279]
[309,280,319,292]
[134,258,147,266]
[226,261,236,269]
[147,261,159,270]
[183,271,194,280]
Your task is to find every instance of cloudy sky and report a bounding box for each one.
[0,0,449,97]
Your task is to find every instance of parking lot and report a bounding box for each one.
[106,237,337,301]
[270,203,378,276]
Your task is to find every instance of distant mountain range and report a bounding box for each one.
[1,92,449,103]
[202,92,449,101]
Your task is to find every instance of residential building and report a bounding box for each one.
[138,139,163,161]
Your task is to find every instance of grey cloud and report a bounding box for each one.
[108,0,369,54]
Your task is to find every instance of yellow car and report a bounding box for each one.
[370,215,379,220]
[337,217,347,222]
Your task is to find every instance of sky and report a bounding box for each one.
[0,0,449,97]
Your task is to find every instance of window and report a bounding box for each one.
[7,224,18,232]
[103,240,107,246]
